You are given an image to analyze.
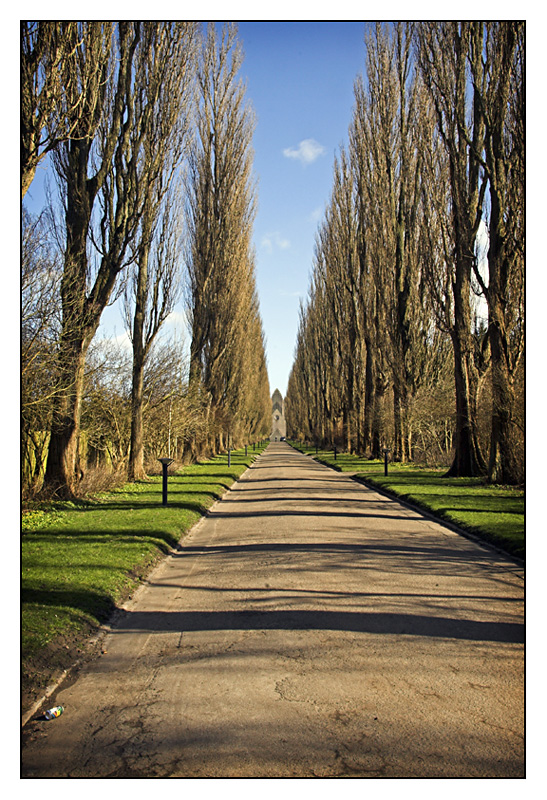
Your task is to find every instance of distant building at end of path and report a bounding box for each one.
[270,389,286,441]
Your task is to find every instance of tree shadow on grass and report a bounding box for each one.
[24,528,179,549]
[101,491,224,505]
[22,587,116,622]
[50,499,212,516]
[414,494,523,514]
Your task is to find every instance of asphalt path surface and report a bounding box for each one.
[22,442,524,778]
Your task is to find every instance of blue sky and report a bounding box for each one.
[237,21,369,395]
[23,21,370,399]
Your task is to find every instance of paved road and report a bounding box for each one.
[22,442,524,778]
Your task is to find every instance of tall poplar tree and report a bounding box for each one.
[44,23,140,495]
[417,22,489,477]
[125,22,198,481]
[44,23,194,496]
[186,23,269,452]
[470,22,525,484]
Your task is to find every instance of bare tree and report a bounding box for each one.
[80,338,132,476]
[125,188,186,480]
[43,23,140,495]
[21,22,114,198]
[43,23,196,496]
[416,22,489,477]
[286,263,340,447]
[470,22,525,484]
[351,74,388,457]
[123,22,198,481]
[186,23,269,453]
[330,149,360,450]
[353,24,433,461]
[21,209,61,493]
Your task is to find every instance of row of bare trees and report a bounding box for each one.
[285,22,524,484]
[22,22,271,498]
[186,25,271,457]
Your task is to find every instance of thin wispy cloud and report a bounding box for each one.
[261,231,291,253]
[283,138,326,165]
[308,206,324,224]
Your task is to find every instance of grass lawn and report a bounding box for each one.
[289,441,524,561]
[21,445,267,704]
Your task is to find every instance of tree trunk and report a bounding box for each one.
[128,355,146,481]
[393,383,409,463]
[480,23,523,485]
[43,136,94,496]
[363,336,375,456]
[343,407,352,453]
[445,175,486,477]
[446,326,486,477]
[488,320,521,484]
[128,236,150,482]
[43,337,88,496]
[371,377,386,459]
[486,177,521,485]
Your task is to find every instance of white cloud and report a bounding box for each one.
[308,206,324,224]
[261,231,291,253]
[164,309,188,328]
[283,138,326,165]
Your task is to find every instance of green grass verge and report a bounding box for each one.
[21,445,267,668]
[288,441,524,561]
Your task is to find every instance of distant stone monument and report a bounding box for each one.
[270,389,286,442]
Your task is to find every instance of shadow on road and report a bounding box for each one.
[112,606,523,643]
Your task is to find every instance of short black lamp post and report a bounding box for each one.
[382,448,391,477]
[158,457,174,506]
